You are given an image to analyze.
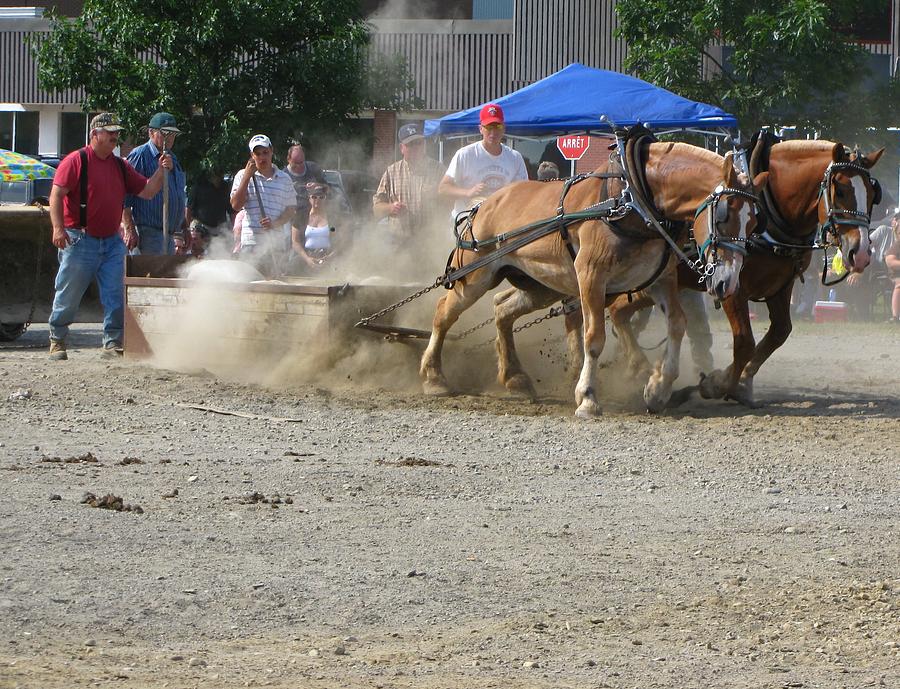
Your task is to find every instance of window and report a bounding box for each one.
[473,0,513,20]
[60,112,90,155]
[0,111,39,154]
[0,112,11,150]
[14,112,39,155]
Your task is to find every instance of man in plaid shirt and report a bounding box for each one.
[373,123,444,242]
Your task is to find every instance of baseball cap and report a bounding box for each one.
[90,113,125,133]
[480,103,504,126]
[398,123,424,145]
[248,134,272,152]
[148,112,181,133]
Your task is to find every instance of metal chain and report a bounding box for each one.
[464,300,576,351]
[355,276,444,329]
[455,316,495,340]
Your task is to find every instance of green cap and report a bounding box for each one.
[148,112,181,133]
[89,112,125,132]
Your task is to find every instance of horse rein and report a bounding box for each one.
[446,128,764,289]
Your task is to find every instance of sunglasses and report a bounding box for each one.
[481,123,504,131]
[309,194,325,200]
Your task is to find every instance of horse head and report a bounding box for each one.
[819,144,884,273]
[692,152,768,300]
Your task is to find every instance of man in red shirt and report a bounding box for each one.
[48,112,172,360]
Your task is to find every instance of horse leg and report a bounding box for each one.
[608,291,654,379]
[574,268,609,419]
[699,295,755,402]
[563,307,584,379]
[681,289,715,377]
[493,285,558,399]
[642,273,686,413]
[420,275,494,396]
[734,282,794,406]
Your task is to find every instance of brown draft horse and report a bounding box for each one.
[419,139,767,417]
[607,138,884,406]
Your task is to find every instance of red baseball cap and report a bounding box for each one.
[480,103,504,126]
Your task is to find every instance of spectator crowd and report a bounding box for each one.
[43,105,900,360]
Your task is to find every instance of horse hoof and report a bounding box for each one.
[504,373,536,400]
[644,394,669,414]
[725,386,760,408]
[665,385,698,408]
[574,400,601,419]
[698,371,724,400]
[422,379,452,397]
[643,375,671,414]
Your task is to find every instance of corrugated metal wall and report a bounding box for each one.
[512,0,626,86]
[2,0,898,109]
[894,0,900,75]
[371,28,513,110]
[0,30,82,104]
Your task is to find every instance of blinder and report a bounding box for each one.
[715,199,729,224]
[872,177,882,207]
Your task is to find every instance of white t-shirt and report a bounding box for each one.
[445,141,529,218]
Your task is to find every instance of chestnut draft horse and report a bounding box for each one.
[419,131,767,418]
[608,135,884,406]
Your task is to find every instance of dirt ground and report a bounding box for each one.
[1,316,898,689]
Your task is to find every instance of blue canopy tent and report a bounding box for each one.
[424,63,737,138]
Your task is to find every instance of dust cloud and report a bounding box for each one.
[138,201,525,397]
[138,199,708,406]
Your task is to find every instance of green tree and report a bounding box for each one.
[615,0,892,140]
[33,0,421,179]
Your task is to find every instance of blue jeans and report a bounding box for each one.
[49,229,126,346]
[137,224,175,255]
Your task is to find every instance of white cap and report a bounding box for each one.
[248,134,272,152]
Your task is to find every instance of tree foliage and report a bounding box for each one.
[615,0,895,140]
[33,0,421,179]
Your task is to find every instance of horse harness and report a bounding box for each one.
[743,130,882,286]
[447,126,750,293]
[356,125,759,333]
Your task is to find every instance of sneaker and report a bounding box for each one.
[48,339,67,361]
[101,341,124,358]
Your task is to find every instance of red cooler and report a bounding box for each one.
[813,300,848,323]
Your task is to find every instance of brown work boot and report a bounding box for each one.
[101,341,124,358]
[48,339,67,361]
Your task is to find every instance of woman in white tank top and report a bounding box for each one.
[291,182,334,270]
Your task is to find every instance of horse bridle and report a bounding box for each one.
[692,184,761,277]
[817,160,881,285]
[817,160,881,245]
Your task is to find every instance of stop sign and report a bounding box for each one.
[556,135,591,160]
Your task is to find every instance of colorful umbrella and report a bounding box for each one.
[0,149,56,182]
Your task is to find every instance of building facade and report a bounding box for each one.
[2,1,899,162]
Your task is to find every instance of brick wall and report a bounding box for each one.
[372,109,397,177]
[574,135,615,175]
